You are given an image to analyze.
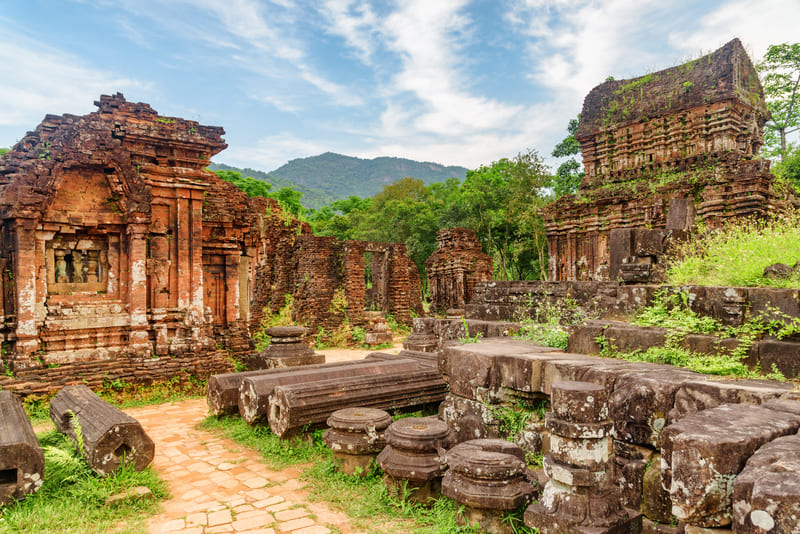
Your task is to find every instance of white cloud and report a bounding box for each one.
[378,0,526,138]
[319,0,379,64]
[0,32,148,132]
[668,0,800,61]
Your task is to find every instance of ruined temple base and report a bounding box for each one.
[525,502,643,534]
[383,475,441,506]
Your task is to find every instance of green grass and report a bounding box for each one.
[668,214,800,287]
[200,415,537,534]
[0,430,168,534]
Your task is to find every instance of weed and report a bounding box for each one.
[515,297,597,350]
[254,294,295,351]
[458,318,483,344]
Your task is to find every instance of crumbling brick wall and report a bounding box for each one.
[426,228,493,313]
[544,39,795,282]
[253,236,424,333]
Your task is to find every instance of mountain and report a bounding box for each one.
[210,152,467,210]
[207,162,336,209]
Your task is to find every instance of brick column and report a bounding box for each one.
[127,223,150,354]
[12,219,40,364]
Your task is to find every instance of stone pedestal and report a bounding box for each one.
[364,312,393,346]
[377,417,452,505]
[525,381,642,534]
[403,317,438,352]
[443,439,535,533]
[323,407,392,476]
[252,326,324,369]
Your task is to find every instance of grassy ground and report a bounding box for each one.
[0,430,168,534]
[2,377,204,533]
[200,413,538,534]
[668,213,800,288]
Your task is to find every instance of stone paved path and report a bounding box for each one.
[129,399,361,534]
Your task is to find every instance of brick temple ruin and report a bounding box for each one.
[0,94,422,394]
[426,227,493,313]
[544,38,794,282]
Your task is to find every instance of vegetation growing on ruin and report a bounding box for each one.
[0,430,168,534]
[594,289,800,379]
[201,414,537,534]
[515,298,599,350]
[667,212,800,288]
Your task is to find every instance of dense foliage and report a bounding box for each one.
[308,149,553,285]
[214,169,305,216]
[667,212,800,288]
[550,115,584,197]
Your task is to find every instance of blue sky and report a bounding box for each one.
[1,0,798,173]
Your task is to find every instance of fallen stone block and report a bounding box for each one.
[50,385,155,476]
[268,367,447,438]
[0,390,45,505]
[732,432,800,534]
[207,354,394,416]
[610,369,696,447]
[238,358,420,425]
[661,403,800,527]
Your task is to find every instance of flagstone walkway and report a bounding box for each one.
[130,399,360,534]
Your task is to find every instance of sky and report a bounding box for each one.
[1,0,799,174]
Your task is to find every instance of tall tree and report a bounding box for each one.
[551,115,584,197]
[757,43,800,160]
[461,149,551,280]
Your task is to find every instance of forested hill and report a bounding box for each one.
[208,162,336,209]
[210,152,467,210]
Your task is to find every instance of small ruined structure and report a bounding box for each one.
[251,326,323,369]
[0,391,44,505]
[49,385,155,475]
[377,416,453,505]
[525,381,641,533]
[403,317,438,352]
[544,39,791,282]
[323,407,392,476]
[442,439,535,533]
[426,228,493,313]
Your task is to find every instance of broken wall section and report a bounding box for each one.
[426,228,493,314]
[253,234,424,337]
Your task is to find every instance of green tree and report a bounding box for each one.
[551,115,584,197]
[0,148,9,157]
[772,145,800,190]
[461,150,551,280]
[757,43,800,160]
